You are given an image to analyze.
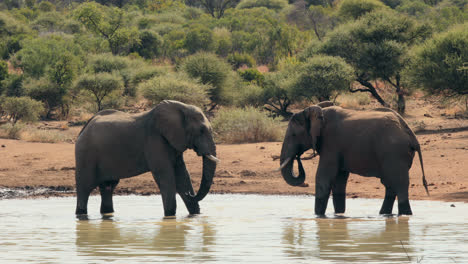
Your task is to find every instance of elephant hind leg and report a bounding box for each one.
[382,165,412,215]
[99,180,119,214]
[379,186,396,215]
[332,170,349,214]
[76,179,96,215]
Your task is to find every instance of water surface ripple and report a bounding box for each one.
[0,194,466,263]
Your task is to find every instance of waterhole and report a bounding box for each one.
[0,195,466,263]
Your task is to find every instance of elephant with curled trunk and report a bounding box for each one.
[279,102,428,216]
[75,100,219,217]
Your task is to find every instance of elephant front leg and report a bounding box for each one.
[315,158,339,216]
[151,166,178,217]
[174,155,200,215]
[332,171,349,214]
[99,180,119,214]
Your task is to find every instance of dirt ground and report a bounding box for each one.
[0,98,467,203]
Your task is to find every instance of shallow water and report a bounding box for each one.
[0,195,466,263]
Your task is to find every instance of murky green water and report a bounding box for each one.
[0,194,466,263]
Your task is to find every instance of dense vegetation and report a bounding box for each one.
[0,0,467,142]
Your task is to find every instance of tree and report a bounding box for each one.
[139,72,210,108]
[237,0,288,11]
[0,60,8,94]
[293,55,355,101]
[408,23,468,98]
[338,0,388,20]
[74,2,139,55]
[261,64,300,117]
[288,1,335,41]
[319,10,431,113]
[1,96,44,124]
[187,0,241,18]
[75,72,124,111]
[182,52,232,110]
[184,25,214,54]
[130,30,163,59]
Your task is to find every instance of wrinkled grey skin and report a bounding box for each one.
[280,102,428,216]
[75,100,217,217]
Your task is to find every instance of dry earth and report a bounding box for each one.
[0,98,467,204]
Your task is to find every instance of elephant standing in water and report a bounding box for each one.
[75,100,219,217]
[279,102,428,215]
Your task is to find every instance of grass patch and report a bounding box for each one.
[336,92,371,108]
[0,123,75,143]
[21,127,73,143]
[0,123,25,139]
[212,107,285,143]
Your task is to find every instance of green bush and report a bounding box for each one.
[131,30,163,59]
[139,73,210,108]
[24,78,67,118]
[227,53,256,69]
[212,107,284,143]
[184,25,214,54]
[1,96,44,124]
[338,0,388,20]
[238,68,265,85]
[2,74,24,97]
[237,0,288,11]
[293,55,355,101]
[74,72,124,111]
[408,23,468,97]
[181,52,232,107]
[0,122,25,139]
[88,53,131,73]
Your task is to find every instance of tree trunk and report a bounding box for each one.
[354,78,389,107]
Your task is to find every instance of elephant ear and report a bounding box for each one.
[304,106,324,152]
[153,100,187,152]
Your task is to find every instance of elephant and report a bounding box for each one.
[279,102,429,216]
[75,100,219,217]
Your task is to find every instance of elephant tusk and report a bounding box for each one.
[277,157,292,172]
[205,154,220,164]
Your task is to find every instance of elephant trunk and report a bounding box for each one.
[279,138,306,186]
[193,154,217,202]
[280,156,306,186]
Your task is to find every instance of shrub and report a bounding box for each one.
[0,123,25,139]
[227,52,256,69]
[238,68,265,85]
[2,74,24,97]
[1,96,44,124]
[139,72,210,108]
[338,0,387,20]
[408,23,468,97]
[24,78,67,118]
[181,52,232,108]
[237,0,288,11]
[213,27,232,57]
[131,30,163,59]
[232,84,264,107]
[74,72,124,111]
[88,53,130,73]
[212,107,284,143]
[184,25,214,54]
[293,55,355,101]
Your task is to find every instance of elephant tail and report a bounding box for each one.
[415,144,430,196]
[376,108,430,196]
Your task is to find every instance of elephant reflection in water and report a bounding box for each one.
[283,218,412,262]
[76,217,216,261]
